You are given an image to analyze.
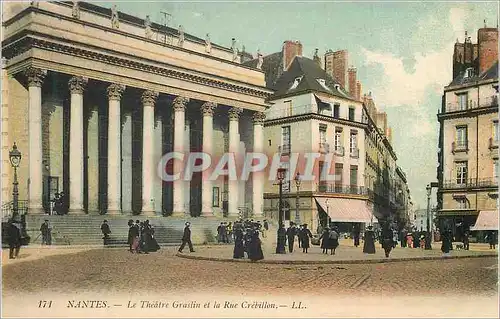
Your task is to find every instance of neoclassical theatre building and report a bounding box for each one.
[1,2,272,218]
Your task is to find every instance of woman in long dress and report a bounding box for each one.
[248,229,264,261]
[329,227,339,255]
[233,226,245,259]
[300,224,313,253]
[363,226,376,254]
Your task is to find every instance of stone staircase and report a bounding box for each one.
[24,215,236,246]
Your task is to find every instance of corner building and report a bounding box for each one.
[437,27,499,241]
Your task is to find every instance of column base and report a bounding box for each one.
[141,210,156,216]
[28,205,45,215]
[106,209,122,215]
[68,208,86,214]
[171,211,186,218]
[201,211,215,217]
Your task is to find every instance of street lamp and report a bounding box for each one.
[9,143,22,221]
[325,198,331,227]
[294,172,301,224]
[276,167,287,254]
[425,184,432,250]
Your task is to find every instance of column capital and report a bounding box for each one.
[107,83,126,101]
[25,67,47,87]
[141,90,159,107]
[228,107,243,121]
[173,96,190,111]
[68,76,88,94]
[201,102,217,116]
[252,111,266,125]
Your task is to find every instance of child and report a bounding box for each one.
[419,235,425,249]
[406,233,413,248]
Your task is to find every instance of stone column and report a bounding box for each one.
[141,90,159,215]
[228,107,242,217]
[68,76,87,214]
[252,112,265,218]
[106,83,125,214]
[172,96,189,217]
[25,67,46,214]
[201,102,217,217]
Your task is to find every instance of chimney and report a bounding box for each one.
[313,48,322,68]
[386,127,392,144]
[356,81,362,100]
[324,49,348,88]
[283,40,303,71]
[348,66,357,98]
[478,27,499,74]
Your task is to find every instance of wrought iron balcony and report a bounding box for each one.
[319,142,330,154]
[451,141,468,153]
[278,144,291,155]
[334,145,344,156]
[441,178,498,189]
[350,148,359,158]
[317,183,368,196]
[442,95,498,114]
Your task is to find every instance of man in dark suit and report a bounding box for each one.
[7,220,21,259]
[286,223,297,253]
[178,222,195,253]
[100,220,111,245]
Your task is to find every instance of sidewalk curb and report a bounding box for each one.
[176,252,498,265]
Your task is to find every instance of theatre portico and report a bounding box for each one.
[1,1,272,218]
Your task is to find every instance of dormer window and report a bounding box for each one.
[464,67,474,79]
[316,79,331,91]
[289,76,303,90]
[334,84,341,91]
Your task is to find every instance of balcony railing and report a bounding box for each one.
[278,144,291,155]
[2,200,29,221]
[319,142,330,154]
[489,137,498,149]
[451,141,468,153]
[317,184,368,196]
[441,178,498,189]
[350,148,359,158]
[266,103,362,122]
[334,146,344,156]
[442,95,498,114]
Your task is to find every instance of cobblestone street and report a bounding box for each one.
[2,246,498,296]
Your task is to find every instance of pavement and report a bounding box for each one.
[177,236,498,264]
[2,244,498,318]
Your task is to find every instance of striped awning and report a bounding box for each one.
[471,210,499,231]
[315,197,373,223]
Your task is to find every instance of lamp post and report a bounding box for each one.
[325,199,331,227]
[294,172,301,224]
[9,143,22,221]
[425,184,432,250]
[276,167,286,254]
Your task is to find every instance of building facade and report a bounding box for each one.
[437,27,499,240]
[262,55,369,233]
[1,2,272,218]
[249,42,412,233]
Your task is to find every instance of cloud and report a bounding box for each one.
[359,7,476,108]
[360,41,454,108]
[192,12,203,18]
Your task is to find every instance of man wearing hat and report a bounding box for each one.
[178,222,195,253]
[40,219,52,245]
[7,219,22,259]
[100,220,111,245]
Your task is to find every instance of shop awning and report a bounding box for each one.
[470,210,499,231]
[315,197,373,223]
